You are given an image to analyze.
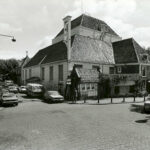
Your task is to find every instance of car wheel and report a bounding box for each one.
[14,103,18,106]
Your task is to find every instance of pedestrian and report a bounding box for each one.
[74,89,78,103]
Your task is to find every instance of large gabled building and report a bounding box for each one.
[23,14,121,93]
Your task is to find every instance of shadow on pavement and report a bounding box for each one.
[42,100,64,104]
[135,119,148,123]
[0,104,17,108]
[130,104,150,124]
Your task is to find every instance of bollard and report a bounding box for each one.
[144,95,145,102]
[123,96,125,103]
[111,97,113,103]
[84,95,86,103]
[98,97,100,104]
[134,95,135,102]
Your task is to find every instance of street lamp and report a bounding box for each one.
[0,34,16,42]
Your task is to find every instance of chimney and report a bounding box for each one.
[26,51,28,57]
[63,16,72,61]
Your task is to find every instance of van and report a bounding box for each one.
[26,83,44,97]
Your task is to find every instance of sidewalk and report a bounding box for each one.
[70,97,145,105]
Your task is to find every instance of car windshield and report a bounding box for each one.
[3,93,15,97]
[48,91,59,95]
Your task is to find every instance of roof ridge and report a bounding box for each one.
[112,38,133,44]
[39,55,47,65]
[82,13,105,24]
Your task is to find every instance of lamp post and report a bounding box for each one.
[0,34,16,42]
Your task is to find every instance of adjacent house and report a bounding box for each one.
[69,67,100,100]
[23,14,121,93]
[16,55,30,85]
[111,38,150,96]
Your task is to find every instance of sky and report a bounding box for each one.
[0,0,150,59]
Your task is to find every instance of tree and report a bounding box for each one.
[0,59,19,83]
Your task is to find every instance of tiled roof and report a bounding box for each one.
[25,34,114,68]
[112,38,147,64]
[71,34,114,64]
[75,68,99,83]
[112,38,138,64]
[25,36,75,68]
[132,39,147,63]
[20,56,29,67]
[24,42,66,68]
[56,14,118,37]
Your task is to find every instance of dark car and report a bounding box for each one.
[44,91,64,103]
[144,94,150,112]
[0,92,18,106]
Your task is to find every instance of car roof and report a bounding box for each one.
[3,92,15,96]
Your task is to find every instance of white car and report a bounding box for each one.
[44,91,64,103]
[26,83,44,97]
[0,92,18,106]
[19,86,27,93]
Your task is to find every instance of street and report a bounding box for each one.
[0,94,150,150]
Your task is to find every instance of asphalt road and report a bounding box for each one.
[0,94,150,150]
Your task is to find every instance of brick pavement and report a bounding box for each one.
[0,97,150,150]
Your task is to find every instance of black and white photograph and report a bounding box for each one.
[0,0,150,149]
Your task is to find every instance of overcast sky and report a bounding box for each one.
[0,0,150,59]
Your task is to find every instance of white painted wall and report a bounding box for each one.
[22,66,41,84]
[52,26,80,44]
[52,26,121,45]
[41,61,68,91]
[20,57,30,84]
[79,26,121,43]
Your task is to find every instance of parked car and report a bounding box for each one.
[2,88,9,94]
[26,83,44,97]
[8,86,18,93]
[144,94,150,112]
[19,86,27,93]
[44,90,64,103]
[0,92,18,106]
[4,80,13,87]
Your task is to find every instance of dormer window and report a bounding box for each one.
[141,54,148,62]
